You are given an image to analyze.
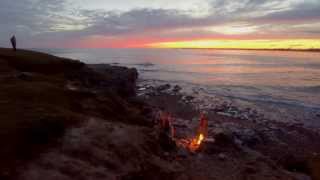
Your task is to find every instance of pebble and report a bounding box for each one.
[218,153,227,161]
[138,87,146,91]
[217,112,233,117]
[156,84,171,92]
[184,96,194,101]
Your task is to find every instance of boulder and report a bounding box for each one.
[218,153,227,161]
[173,85,182,93]
[203,132,239,154]
[234,129,262,147]
[156,84,171,92]
[88,64,138,97]
[16,72,34,81]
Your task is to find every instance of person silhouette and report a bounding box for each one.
[10,35,17,51]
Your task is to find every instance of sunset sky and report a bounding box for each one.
[0,0,320,49]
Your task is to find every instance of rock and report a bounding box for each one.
[289,172,311,180]
[173,85,182,93]
[157,84,171,92]
[232,128,262,147]
[88,64,138,97]
[218,153,227,161]
[214,132,236,147]
[217,112,233,117]
[192,90,199,95]
[205,138,215,143]
[183,96,194,101]
[215,104,229,112]
[279,154,308,174]
[243,165,257,174]
[17,72,34,80]
[138,87,146,91]
[203,132,240,154]
[146,91,157,96]
[177,147,189,158]
[66,83,78,91]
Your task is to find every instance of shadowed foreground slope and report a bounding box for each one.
[0,48,168,179]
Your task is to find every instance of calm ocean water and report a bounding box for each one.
[38,48,320,128]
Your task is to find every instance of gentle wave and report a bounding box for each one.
[133,63,155,67]
[293,85,320,93]
[199,87,320,110]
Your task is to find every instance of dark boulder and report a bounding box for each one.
[173,85,182,93]
[156,84,171,92]
[203,132,240,154]
[88,64,138,97]
[16,72,34,81]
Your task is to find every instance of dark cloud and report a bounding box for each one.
[0,0,81,46]
[80,8,225,35]
[254,1,320,22]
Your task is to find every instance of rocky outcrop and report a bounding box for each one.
[88,64,138,97]
[0,49,148,179]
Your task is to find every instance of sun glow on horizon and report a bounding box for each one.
[148,39,320,50]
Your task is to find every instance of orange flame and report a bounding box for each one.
[188,133,205,152]
[187,114,208,151]
[196,133,204,145]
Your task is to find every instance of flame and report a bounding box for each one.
[185,114,208,152]
[196,133,204,145]
[188,133,205,152]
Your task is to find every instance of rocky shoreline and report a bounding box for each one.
[0,48,319,180]
[137,82,320,180]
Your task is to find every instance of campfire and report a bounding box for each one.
[158,111,209,152]
[188,113,208,152]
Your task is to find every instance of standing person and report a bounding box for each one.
[10,35,17,51]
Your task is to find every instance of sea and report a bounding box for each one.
[37,48,320,129]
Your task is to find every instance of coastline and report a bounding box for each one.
[137,81,320,179]
[0,48,319,180]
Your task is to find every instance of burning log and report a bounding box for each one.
[188,113,209,152]
[197,113,208,138]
